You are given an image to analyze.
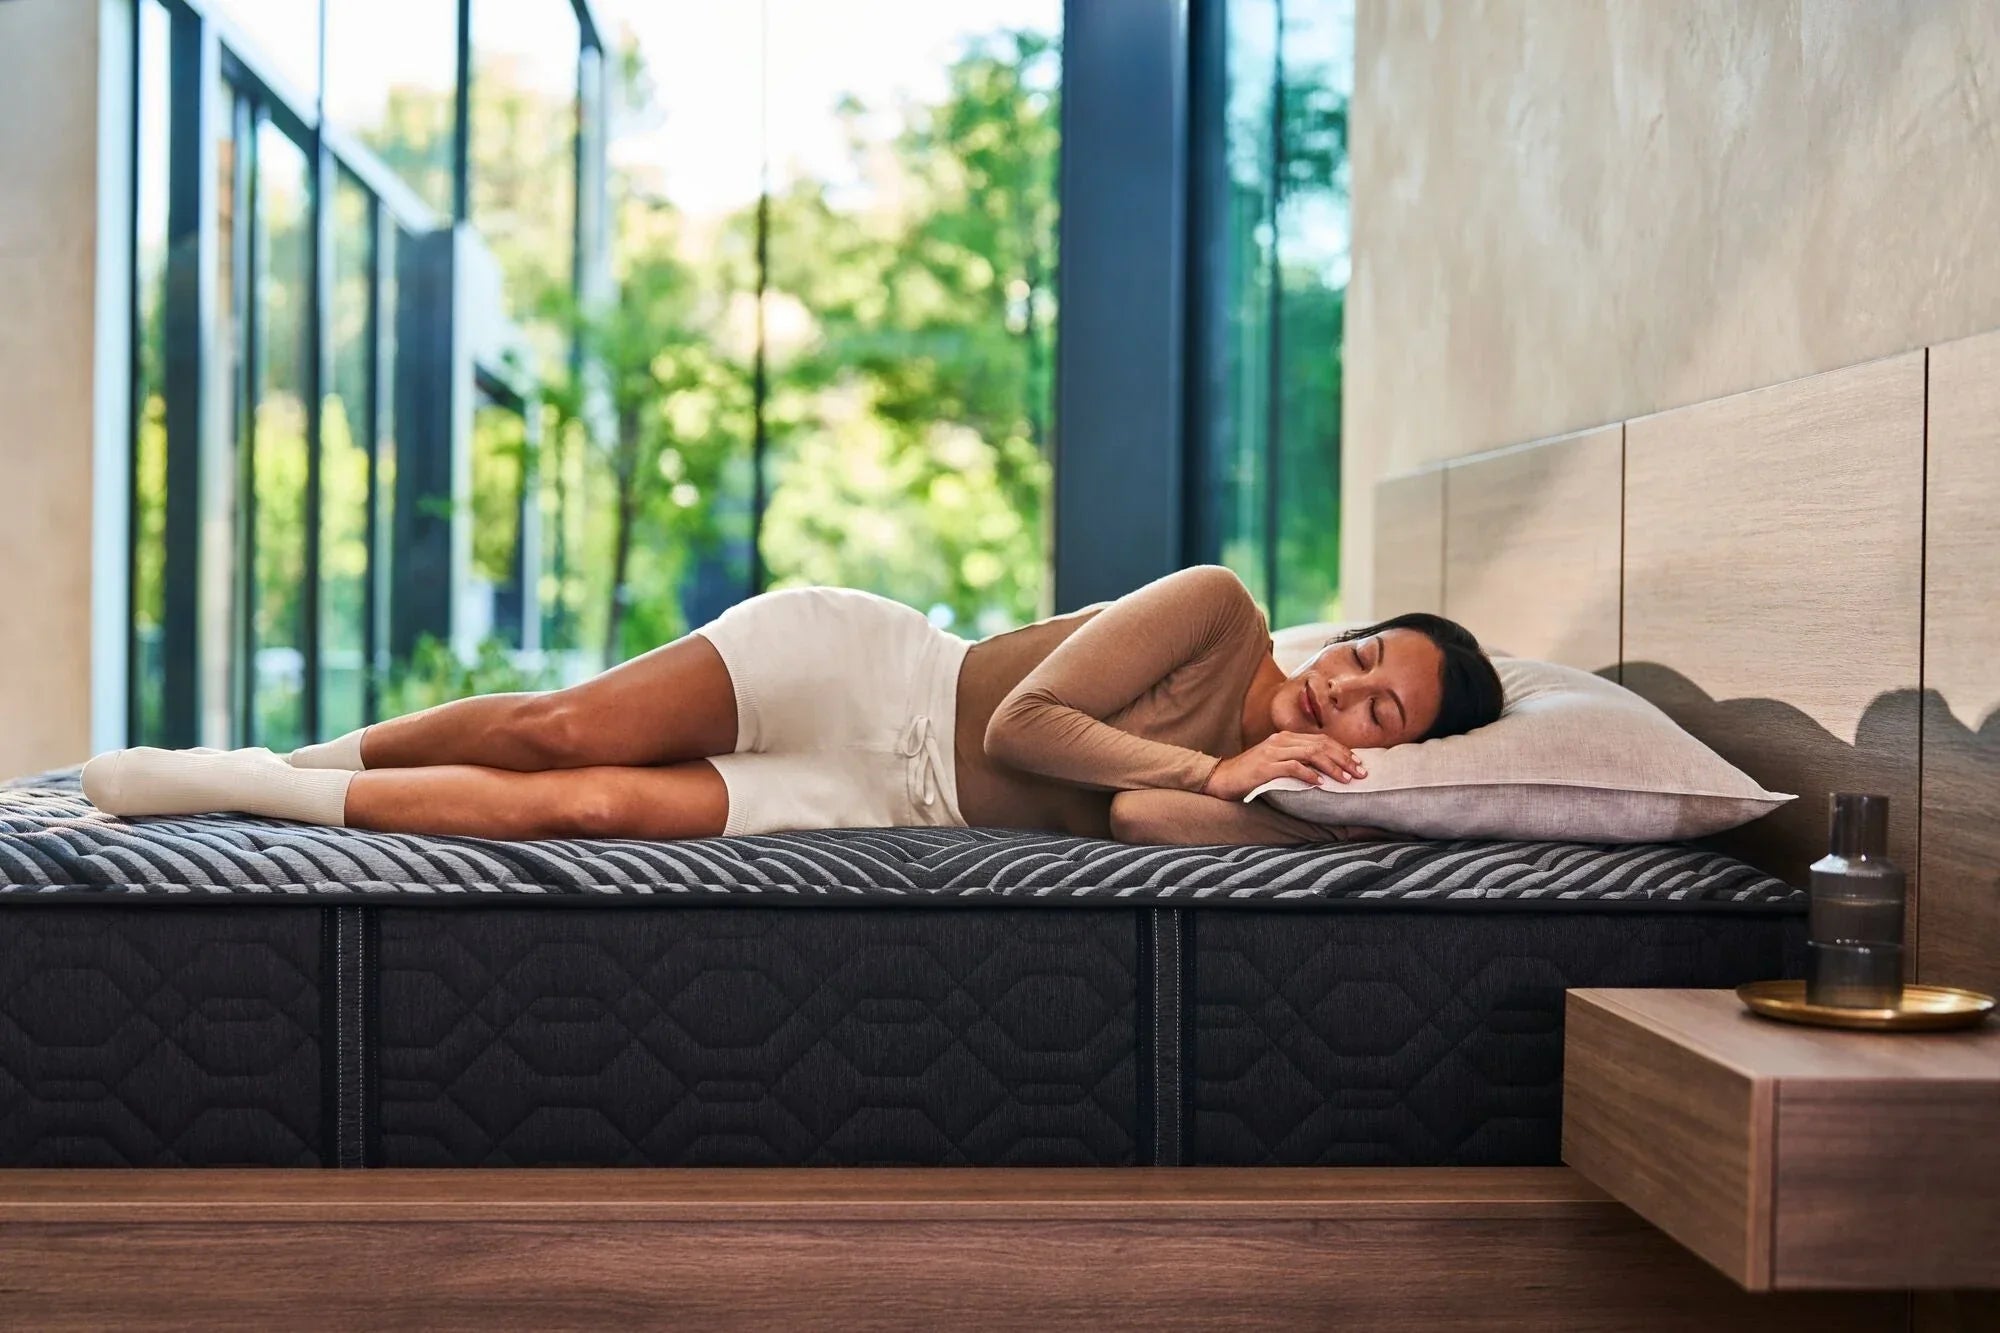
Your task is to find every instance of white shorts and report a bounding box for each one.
[691,586,973,836]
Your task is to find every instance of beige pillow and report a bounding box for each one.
[1244,656,1794,843]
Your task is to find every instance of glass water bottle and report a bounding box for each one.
[1805,793,1906,1009]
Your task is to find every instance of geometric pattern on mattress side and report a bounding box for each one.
[2,769,1804,907]
[376,907,1142,1166]
[1190,907,1811,1167]
[0,907,323,1166]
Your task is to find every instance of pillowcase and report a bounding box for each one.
[1244,655,1794,843]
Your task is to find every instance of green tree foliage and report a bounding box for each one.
[381,633,560,717]
[532,25,1063,659]
[131,20,1076,728]
[749,32,1060,636]
[467,40,579,367]
[538,204,751,664]
[1271,55,1349,627]
[366,85,455,217]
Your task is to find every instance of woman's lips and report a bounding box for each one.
[1301,681,1322,726]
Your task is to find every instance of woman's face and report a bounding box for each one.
[1278,629,1445,748]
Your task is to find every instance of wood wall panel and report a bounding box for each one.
[1920,331,2000,997]
[1442,426,1623,670]
[1373,469,1444,617]
[1622,352,1925,894]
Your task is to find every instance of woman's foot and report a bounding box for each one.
[80,746,354,825]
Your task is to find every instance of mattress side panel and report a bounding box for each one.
[376,906,1141,1166]
[0,907,323,1166]
[1189,908,1808,1166]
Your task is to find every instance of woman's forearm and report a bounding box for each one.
[1107,787,1378,846]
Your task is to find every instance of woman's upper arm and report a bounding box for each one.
[982,565,1259,793]
[1108,787,1380,846]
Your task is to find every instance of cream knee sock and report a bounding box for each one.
[81,746,355,826]
[288,726,369,771]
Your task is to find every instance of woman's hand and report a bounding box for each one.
[1200,732,1368,802]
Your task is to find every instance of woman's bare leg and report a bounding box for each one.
[359,633,739,773]
[343,759,731,840]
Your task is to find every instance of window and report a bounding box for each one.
[1194,0,1353,626]
[762,3,1061,640]
[320,173,376,738]
[131,0,172,746]
[469,382,531,648]
[202,81,244,746]
[469,0,580,361]
[372,223,402,711]
[127,0,607,740]
[1216,0,1280,611]
[206,0,321,103]
[324,0,460,216]
[247,119,314,750]
[587,0,1062,658]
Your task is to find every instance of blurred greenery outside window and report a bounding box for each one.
[544,6,1064,674]
[250,120,314,752]
[470,388,532,649]
[1270,0,1350,629]
[321,173,376,739]
[470,0,580,364]
[1219,0,1279,613]
[326,0,459,216]
[1213,0,1351,628]
[132,0,171,746]
[145,2,1408,716]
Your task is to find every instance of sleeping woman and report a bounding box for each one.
[80,564,1505,845]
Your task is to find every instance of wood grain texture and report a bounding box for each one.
[1577,988,2000,1080]
[0,1169,1900,1331]
[0,1166,1610,1223]
[1560,992,1770,1287]
[1442,425,1624,670]
[1775,1081,2000,1289]
[1566,989,2000,1297]
[1373,468,1445,616]
[1621,350,1925,897]
[1920,330,2000,998]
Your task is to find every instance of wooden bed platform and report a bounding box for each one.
[0,1166,1906,1329]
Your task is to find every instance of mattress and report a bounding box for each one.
[1,767,1806,1168]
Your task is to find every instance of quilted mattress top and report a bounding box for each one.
[0,768,1803,910]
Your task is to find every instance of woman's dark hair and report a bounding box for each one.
[1327,613,1504,742]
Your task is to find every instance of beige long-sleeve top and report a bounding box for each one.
[952,564,1373,846]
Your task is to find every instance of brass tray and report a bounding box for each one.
[1736,980,1995,1031]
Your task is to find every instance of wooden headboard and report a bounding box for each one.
[1374,335,1999,998]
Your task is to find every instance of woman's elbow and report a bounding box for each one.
[981,700,1036,767]
[1107,791,1168,844]
[981,714,1019,766]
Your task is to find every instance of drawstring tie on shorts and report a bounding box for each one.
[898,713,948,819]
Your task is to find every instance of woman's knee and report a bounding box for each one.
[541,765,728,841]
[507,692,594,766]
[550,784,636,840]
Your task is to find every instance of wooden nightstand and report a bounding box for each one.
[1562,988,2000,1292]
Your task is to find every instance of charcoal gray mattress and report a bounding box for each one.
[0,767,1805,1169]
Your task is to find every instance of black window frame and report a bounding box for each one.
[129,0,604,744]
